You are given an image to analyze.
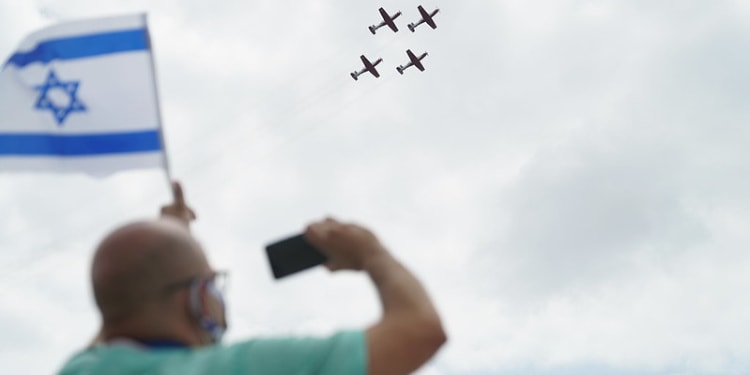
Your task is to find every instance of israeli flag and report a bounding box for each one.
[0,14,168,176]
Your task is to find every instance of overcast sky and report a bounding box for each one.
[1,0,750,374]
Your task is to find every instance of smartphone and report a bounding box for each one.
[265,234,328,279]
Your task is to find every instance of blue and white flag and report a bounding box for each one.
[0,14,168,176]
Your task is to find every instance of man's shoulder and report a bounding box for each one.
[237,329,365,349]
[210,330,367,373]
[57,331,367,375]
[57,343,188,375]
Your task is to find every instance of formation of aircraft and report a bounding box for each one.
[351,5,439,80]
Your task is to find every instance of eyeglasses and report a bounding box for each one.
[162,270,229,295]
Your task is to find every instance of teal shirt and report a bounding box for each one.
[58,331,367,375]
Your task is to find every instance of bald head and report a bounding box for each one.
[92,219,210,325]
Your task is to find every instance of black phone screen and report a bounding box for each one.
[265,234,327,279]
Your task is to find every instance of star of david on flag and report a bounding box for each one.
[34,69,87,125]
[0,14,169,176]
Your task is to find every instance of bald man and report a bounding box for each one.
[57,182,446,375]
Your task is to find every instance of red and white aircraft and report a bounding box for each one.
[351,55,383,80]
[369,8,402,34]
[396,49,428,75]
[408,6,440,32]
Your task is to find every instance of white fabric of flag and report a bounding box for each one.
[0,14,167,176]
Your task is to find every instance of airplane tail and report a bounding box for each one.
[368,25,377,35]
[396,66,404,75]
[350,72,359,80]
[408,23,416,32]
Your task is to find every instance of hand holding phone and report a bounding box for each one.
[265,234,327,279]
[304,218,387,272]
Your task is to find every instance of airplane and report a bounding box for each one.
[408,5,440,32]
[351,55,383,80]
[396,49,428,75]
[369,7,402,34]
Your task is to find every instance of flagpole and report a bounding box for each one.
[143,13,174,195]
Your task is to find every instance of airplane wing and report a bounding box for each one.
[406,49,418,64]
[413,59,425,71]
[387,21,398,32]
[378,7,389,19]
[360,55,382,78]
[420,6,438,29]
[360,55,371,66]
[425,13,438,29]
[406,50,426,71]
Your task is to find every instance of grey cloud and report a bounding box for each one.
[495,134,710,296]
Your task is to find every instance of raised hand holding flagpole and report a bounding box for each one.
[160,181,197,231]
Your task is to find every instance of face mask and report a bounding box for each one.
[191,278,228,344]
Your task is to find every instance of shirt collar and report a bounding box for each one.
[101,338,189,350]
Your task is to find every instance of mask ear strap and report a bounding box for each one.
[188,278,226,344]
[203,281,227,343]
[205,281,225,305]
[189,278,203,318]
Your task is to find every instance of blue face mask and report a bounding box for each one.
[192,278,227,344]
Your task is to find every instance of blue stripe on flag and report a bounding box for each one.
[5,29,148,68]
[0,130,162,156]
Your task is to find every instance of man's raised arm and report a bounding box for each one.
[305,218,447,375]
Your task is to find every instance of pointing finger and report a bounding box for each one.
[172,181,185,207]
